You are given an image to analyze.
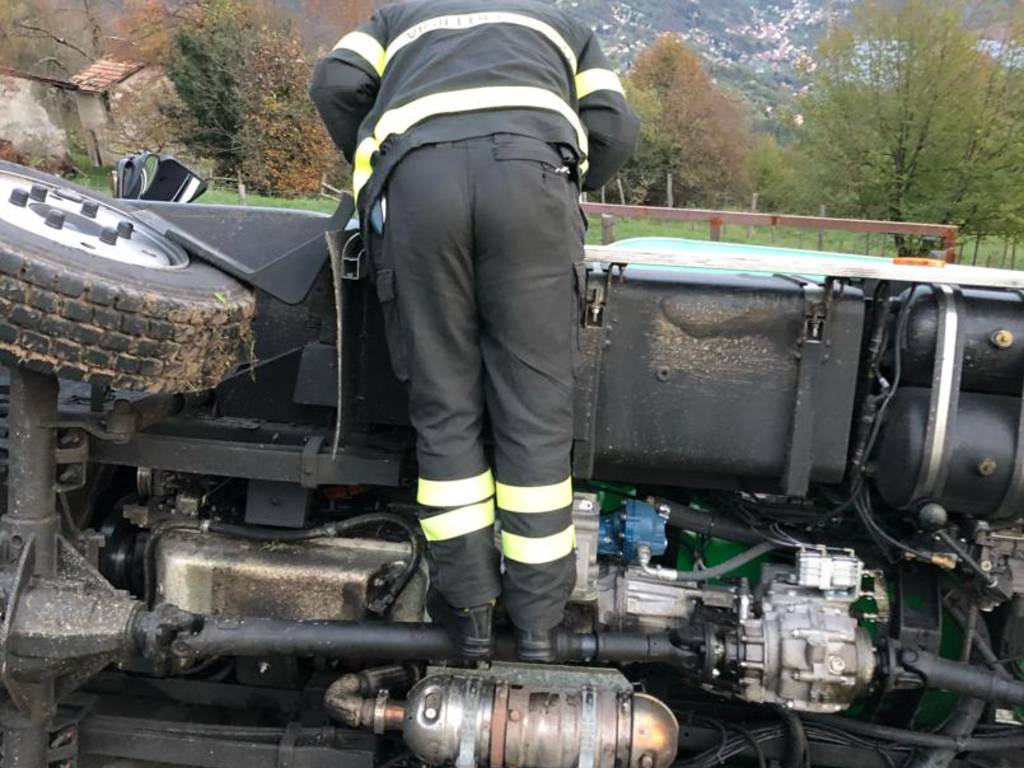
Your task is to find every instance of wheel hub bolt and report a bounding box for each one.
[81,200,99,218]
[29,184,48,202]
[9,188,29,207]
[99,227,119,245]
[116,220,134,239]
[44,210,66,229]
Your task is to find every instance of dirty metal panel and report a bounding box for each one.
[590,270,864,491]
[156,530,426,622]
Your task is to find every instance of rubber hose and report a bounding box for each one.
[207,522,340,541]
[802,715,1024,752]
[910,596,993,768]
[777,707,809,768]
[332,512,424,613]
[900,649,1024,706]
[671,541,779,582]
[655,499,768,546]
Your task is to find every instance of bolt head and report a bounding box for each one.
[8,188,29,207]
[116,220,134,238]
[99,227,118,245]
[81,200,99,218]
[991,329,1015,350]
[509,709,522,722]
[423,707,438,721]
[29,184,48,202]
[827,655,846,674]
[978,457,998,477]
[640,754,655,768]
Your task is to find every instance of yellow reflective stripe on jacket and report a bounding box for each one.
[352,136,377,202]
[496,477,573,513]
[417,469,494,508]
[333,31,386,77]
[352,86,590,200]
[576,68,624,99]
[420,500,496,542]
[385,12,577,72]
[501,525,575,564]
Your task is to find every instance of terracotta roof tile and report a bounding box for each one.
[69,58,145,92]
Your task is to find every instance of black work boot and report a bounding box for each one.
[515,627,557,663]
[426,589,494,660]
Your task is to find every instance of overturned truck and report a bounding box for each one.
[1,158,1024,767]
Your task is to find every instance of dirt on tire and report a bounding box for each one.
[0,163,255,393]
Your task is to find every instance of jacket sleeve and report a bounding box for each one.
[309,14,388,163]
[575,31,640,192]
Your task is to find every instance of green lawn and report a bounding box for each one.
[72,163,1018,269]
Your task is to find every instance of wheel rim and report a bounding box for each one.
[0,169,190,270]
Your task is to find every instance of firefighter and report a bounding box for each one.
[310,0,639,662]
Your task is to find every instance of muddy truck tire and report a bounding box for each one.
[0,161,254,393]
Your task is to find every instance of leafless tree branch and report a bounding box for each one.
[13,19,91,59]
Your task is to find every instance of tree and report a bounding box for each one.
[798,0,1024,236]
[165,0,334,195]
[622,34,752,207]
[746,135,803,213]
[237,15,334,195]
[0,0,117,76]
[164,1,246,176]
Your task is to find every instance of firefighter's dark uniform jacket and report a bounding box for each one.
[310,0,639,632]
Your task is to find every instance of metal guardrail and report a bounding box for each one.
[581,203,960,263]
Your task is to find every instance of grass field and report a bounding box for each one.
[72,165,1019,269]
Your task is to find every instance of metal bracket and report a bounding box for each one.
[783,284,829,496]
[341,234,366,281]
[55,428,89,493]
[277,721,301,768]
[300,436,325,489]
[910,285,965,502]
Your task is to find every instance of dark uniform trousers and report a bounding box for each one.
[372,133,583,632]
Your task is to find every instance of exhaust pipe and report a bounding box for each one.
[326,666,679,768]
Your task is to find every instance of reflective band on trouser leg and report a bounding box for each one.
[417,469,494,508]
[420,500,495,542]
[352,86,591,200]
[496,477,573,514]
[501,526,575,565]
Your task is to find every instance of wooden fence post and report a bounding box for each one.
[709,217,723,242]
[818,204,826,251]
[600,185,606,204]
[237,171,247,206]
[616,177,626,206]
[666,172,674,208]
[600,214,616,245]
[747,192,758,239]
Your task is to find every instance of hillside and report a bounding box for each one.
[549,0,853,127]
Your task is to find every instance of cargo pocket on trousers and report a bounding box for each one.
[375,268,410,383]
